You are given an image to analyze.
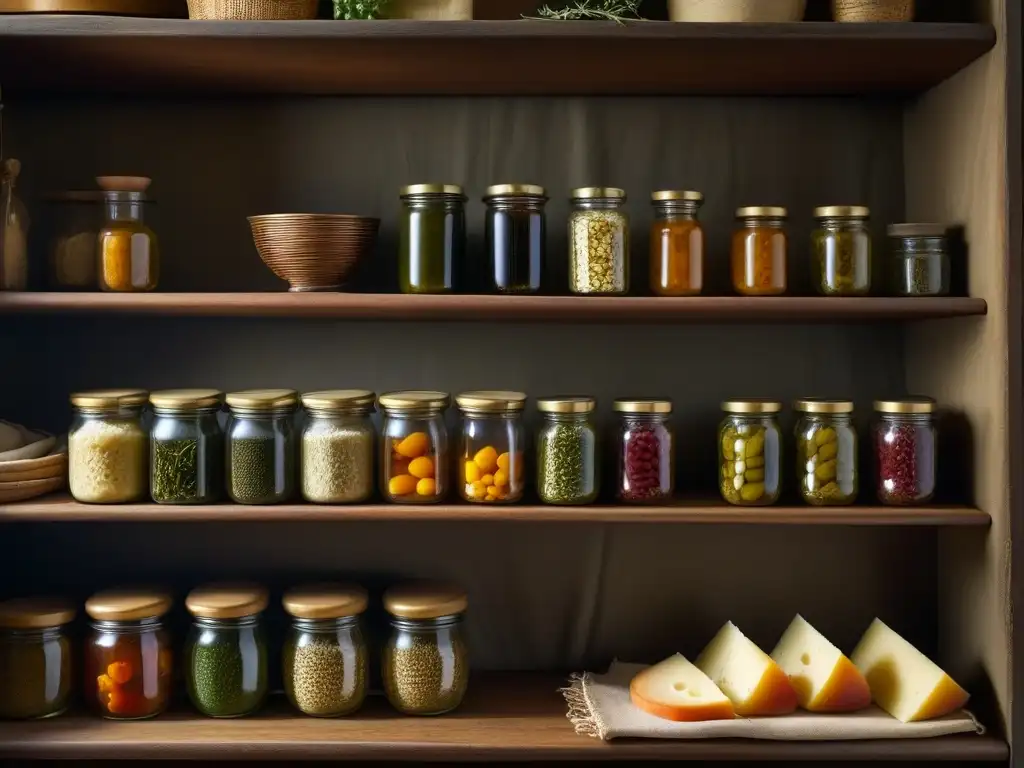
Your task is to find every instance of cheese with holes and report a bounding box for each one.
[851,618,969,722]
[771,615,871,713]
[696,621,798,716]
[630,653,736,722]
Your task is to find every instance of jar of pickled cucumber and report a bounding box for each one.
[399,184,466,294]
[537,397,598,505]
[379,391,450,503]
[794,399,858,506]
[650,190,704,296]
[874,398,937,505]
[614,399,673,503]
[0,598,75,720]
[569,187,629,295]
[732,207,787,296]
[225,389,298,505]
[719,400,782,506]
[456,390,526,504]
[811,206,872,296]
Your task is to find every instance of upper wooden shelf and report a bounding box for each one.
[0,17,997,96]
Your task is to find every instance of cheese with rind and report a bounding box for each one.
[630,653,736,722]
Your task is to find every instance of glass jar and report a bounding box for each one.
[650,190,704,296]
[537,397,598,505]
[614,399,673,503]
[812,205,872,296]
[399,184,466,294]
[68,389,149,504]
[301,390,376,504]
[719,400,782,506]
[226,389,298,505]
[283,583,369,718]
[484,184,546,294]
[97,177,159,292]
[888,223,951,296]
[84,589,173,720]
[0,598,74,719]
[456,390,527,504]
[732,207,787,296]
[48,190,102,290]
[569,187,629,295]
[185,583,269,718]
[383,582,469,716]
[794,399,858,506]
[0,158,29,291]
[150,389,224,505]
[379,390,450,503]
[874,398,937,505]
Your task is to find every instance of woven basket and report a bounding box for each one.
[187,0,317,20]
[832,0,913,22]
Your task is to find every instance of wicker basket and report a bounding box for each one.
[187,0,317,20]
[832,0,913,22]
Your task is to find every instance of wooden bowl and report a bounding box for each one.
[0,451,67,483]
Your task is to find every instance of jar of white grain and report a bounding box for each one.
[68,389,148,504]
[300,390,376,504]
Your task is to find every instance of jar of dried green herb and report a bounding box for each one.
[537,397,599,505]
[301,390,376,504]
[150,389,223,504]
[226,389,297,505]
[0,598,74,720]
[399,184,466,294]
[888,223,951,296]
[811,205,872,296]
[383,582,469,716]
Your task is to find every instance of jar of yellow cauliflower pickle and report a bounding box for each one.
[718,400,782,506]
[794,399,858,506]
[379,391,450,503]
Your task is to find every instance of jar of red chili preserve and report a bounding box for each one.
[614,399,673,503]
[873,398,936,505]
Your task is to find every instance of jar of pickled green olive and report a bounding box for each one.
[732,207,787,296]
[301,390,376,504]
[283,584,369,718]
[0,598,74,720]
[537,396,598,505]
[379,390,450,503]
[888,223,951,296]
[719,400,782,506]
[484,184,546,294]
[383,582,469,716]
[614,399,673,503]
[874,398,937,505]
[226,389,297,505]
[185,583,269,718]
[569,187,629,295]
[69,389,149,504]
[812,205,872,296]
[794,399,858,506]
[399,184,466,294]
[150,389,224,504]
[456,390,527,504]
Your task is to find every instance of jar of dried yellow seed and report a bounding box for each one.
[568,187,629,295]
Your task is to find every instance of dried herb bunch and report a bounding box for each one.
[333,0,389,19]
[529,0,643,23]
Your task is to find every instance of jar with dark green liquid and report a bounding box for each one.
[399,184,466,294]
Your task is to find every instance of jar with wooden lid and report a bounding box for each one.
[282,583,369,718]
[48,190,102,290]
[184,583,269,718]
[731,207,787,296]
[483,184,546,294]
[301,390,376,504]
[379,391,450,503]
[150,389,224,505]
[719,400,782,506]
[795,399,858,506]
[383,581,469,716]
[650,190,704,296]
[97,176,159,292]
[537,396,599,505]
[226,389,298,505]
[569,187,629,295]
[0,598,74,720]
[69,389,149,504]
[456,390,527,504]
[614,399,673,503]
[811,206,872,296]
[874,398,936,505]
[85,589,173,720]
[399,184,466,294]
[888,223,950,296]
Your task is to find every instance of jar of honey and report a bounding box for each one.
[650,190,704,296]
[97,176,159,292]
[731,206,788,296]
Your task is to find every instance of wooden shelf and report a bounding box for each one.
[0,17,996,96]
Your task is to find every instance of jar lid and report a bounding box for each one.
[651,190,703,203]
[150,388,223,410]
[301,389,376,412]
[537,396,596,414]
[721,399,783,414]
[378,390,450,411]
[887,223,949,238]
[814,205,870,219]
[400,183,464,196]
[70,388,149,409]
[613,398,672,414]
[186,583,269,619]
[736,206,788,219]
[282,583,368,620]
[874,397,936,414]
[571,187,626,200]
[484,183,547,198]
[0,597,75,629]
[85,589,172,622]
[794,399,854,414]
[455,390,527,413]
[225,389,298,411]
[384,581,468,620]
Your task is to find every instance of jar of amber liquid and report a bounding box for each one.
[85,589,173,720]
[379,391,450,503]
[650,190,704,296]
[732,206,787,295]
[0,598,75,720]
[97,176,159,292]
[484,184,546,294]
[719,400,782,506]
[399,184,466,294]
[812,206,871,296]
[456,390,526,504]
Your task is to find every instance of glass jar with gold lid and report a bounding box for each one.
[874,398,937,505]
[69,388,149,504]
[651,190,704,296]
[301,390,376,504]
[379,391,450,503]
[97,176,159,292]
[0,597,75,719]
[537,396,599,505]
[719,400,782,506]
[484,184,546,294]
[732,207,787,296]
[811,205,872,296]
[456,390,526,504]
[794,399,858,506]
[569,187,629,295]
[615,399,673,503]
[226,389,298,505]
[399,184,466,294]
[150,389,224,505]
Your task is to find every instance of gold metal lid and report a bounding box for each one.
[537,396,596,414]
[150,388,223,410]
[814,205,870,219]
[874,397,936,414]
[85,589,172,622]
[794,399,855,414]
[887,223,949,237]
[225,389,298,411]
[186,583,269,620]
[70,389,148,409]
[571,187,626,200]
[651,190,703,203]
[721,400,783,414]
[378,390,450,411]
[400,183,464,196]
[484,184,547,198]
[455,390,527,413]
[735,206,788,219]
[613,399,673,414]
[0,597,75,629]
[282,583,368,620]
[384,581,468,620]
[301,389,376,412]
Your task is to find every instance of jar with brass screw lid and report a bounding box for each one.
[483,184,546,294]
[225,389,298,505]
[399,184,466,294]
[301,390,376,504]
[811,205,872,296]
[150,389,224,505]
[379,390,450,503]
[569,187,629,295]
[794,399,858,505]
[719,400,783,506]
[732,207,788,295]
[650,190,704,296]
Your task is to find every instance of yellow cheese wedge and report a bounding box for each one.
[630,653,736,722]
[696,621,798,716]
[851,618,969,722]
[771,614,871,713]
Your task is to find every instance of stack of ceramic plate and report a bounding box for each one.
[0,422,66,503]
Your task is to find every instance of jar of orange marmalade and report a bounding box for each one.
[731,206,788,296]
[650,190,704,296]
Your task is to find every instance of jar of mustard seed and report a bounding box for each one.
[399,184,466,294]
[97,176,159,292]
[888,223,951,296]
[69,389,149,504]
[456,390,527,504]
[383,581,469,716]
[379,390,450,503]
[569,187,629,295]
[874,398,937,505]
[651,190,704,296]
[719,400,782,506]
[226,389,298,505]
[301,390,376,504]
[150,389,224,505]
[812,205,872,296]
[0,598,75,720]
[615,399,673,503]
[484,184,546,294]
[732,207,787,296]
[537,396,599,505]
[794,399,858,506]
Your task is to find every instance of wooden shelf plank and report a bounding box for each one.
[0,17,996,96]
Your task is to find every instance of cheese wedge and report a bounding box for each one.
[851,618,969,722]
[771,615,871,713]
[696,621,798,716]
[630,653,736,722]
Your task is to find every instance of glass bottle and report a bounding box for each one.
[382,581,469,716]
[719,400,782,506]
[811,205,871,296]
[378,390,450,503]
[0,598,74,720]
[49,190,102,290]
[150,389,224,504]
[225,389,298,505]
[732,207,787,296]
[301,390,376,504]
[483,184,546,294]
[569,187,629,295]
[650,190,704,296]
[84,589,173,720]
[537,397,598,505]
[456,390,527,504]
[0,158,29,291]
[794,399,858,506]
[68,389,149,504]
[614,399,673,503]
[888,223,951,296]
[874,398,937,505]
[97,176,159,292]
[399,184,466,294]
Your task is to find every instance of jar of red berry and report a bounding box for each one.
[614,399,673,503]
[873,398,937,505]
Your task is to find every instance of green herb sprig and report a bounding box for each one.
[333,0,389,19]
[528,0,643,23]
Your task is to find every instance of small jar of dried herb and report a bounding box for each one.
[150,389,224,505]
[0,598,75,720]
[537,397,599,505]
[888,223,951,296]
[226,389,298,505]
[301,390,376,504]
[811,205,872,296]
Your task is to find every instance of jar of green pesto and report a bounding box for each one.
[0,598,75,720]
[399,184,466,294]
[226,389,297,505]
[150,389,224,504]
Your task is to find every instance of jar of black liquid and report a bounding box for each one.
[483,184,547,294]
